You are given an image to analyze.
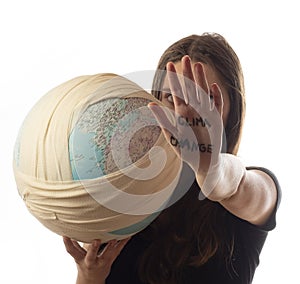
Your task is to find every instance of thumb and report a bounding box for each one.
[148,103,177,137]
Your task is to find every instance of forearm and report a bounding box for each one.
[196,153,246,201]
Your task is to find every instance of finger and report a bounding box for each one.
[148,103,177,138]
[113,237,131,255]
[210,83,224,115]
[166,62,186,106]
[182,55,197,105]
[85,239,102,263]
[148,105,181,157]
[101,238,131,263]
[72,240,87,254]
[194,62,210,102]
[63,236,86,261]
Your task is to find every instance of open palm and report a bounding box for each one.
[149,56,224,174]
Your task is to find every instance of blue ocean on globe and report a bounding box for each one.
[69,127,105,180]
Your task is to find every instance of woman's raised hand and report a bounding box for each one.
[149,55,224,174]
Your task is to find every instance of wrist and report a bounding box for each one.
[196,153,246,201]
[76,271,105,284]
[196,153,223,195]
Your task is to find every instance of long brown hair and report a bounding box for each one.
[138,33,246,283]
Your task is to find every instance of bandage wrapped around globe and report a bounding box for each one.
[13,73,183,243]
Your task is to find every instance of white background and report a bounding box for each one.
[1,0,298,283]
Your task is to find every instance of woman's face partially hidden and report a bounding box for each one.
[160,61,231,127]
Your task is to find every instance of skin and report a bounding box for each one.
[63,237,130,284]
[64,55,278,283]
[161,56,231,126]
[149,55,277,226]
[155,56,230,173]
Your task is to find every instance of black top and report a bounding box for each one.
[106,166,281,284]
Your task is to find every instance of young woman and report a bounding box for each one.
[63,33,281,284]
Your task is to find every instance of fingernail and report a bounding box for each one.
[148,102,157,108]
[108,239,117,246]
[183,55,190,62]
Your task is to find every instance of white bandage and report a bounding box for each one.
[199,153,246,201]
[13,73,182,243]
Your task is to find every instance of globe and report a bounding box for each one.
[13,73,182,243]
